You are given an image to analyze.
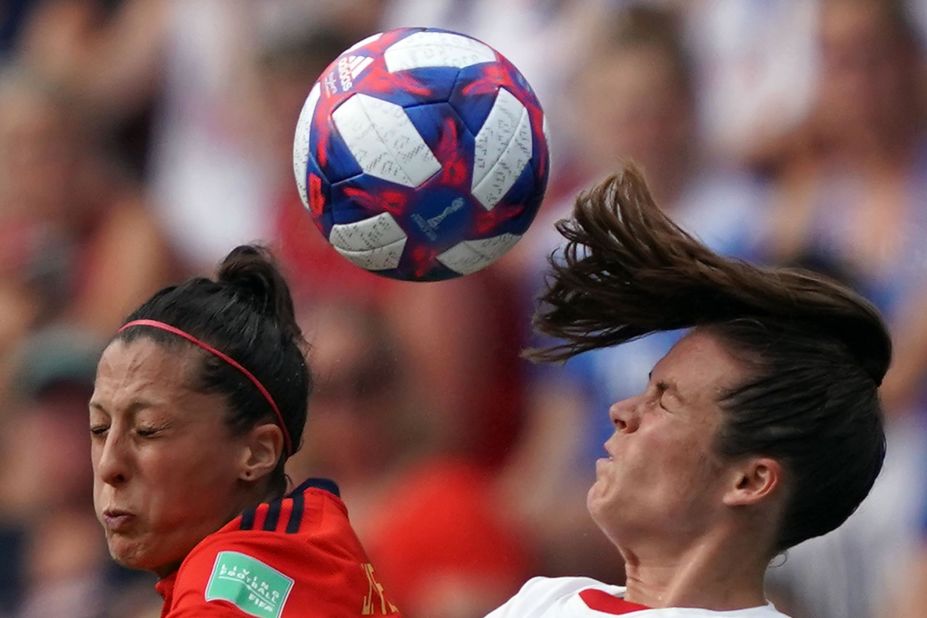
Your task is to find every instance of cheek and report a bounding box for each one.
[90,443,103,502]
[106,445,243,570]
[591,426,716,508]
[140,445,241,519]
[654,437,728,523]
[654,423,718,476]
[588,449,723,543]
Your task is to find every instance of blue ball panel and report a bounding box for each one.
[448,67,499,136]
[402,102,474,179]
[352,64,459,107]
[328,177,406,223]
[331,174,476,252]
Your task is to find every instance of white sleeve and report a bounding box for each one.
[484,576,607,617]
[485,577,543,617]
[486,578,789,617]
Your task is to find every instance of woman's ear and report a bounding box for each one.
[722,457,782,507]
[238,423,284,482]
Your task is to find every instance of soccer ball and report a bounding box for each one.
[292,27,550,281]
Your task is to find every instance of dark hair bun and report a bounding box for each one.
[217,245,302,342]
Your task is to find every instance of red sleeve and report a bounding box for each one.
[165,604,250,617]
[167,529,400,617]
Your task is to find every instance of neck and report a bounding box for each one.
[616,526,771,611]
[153,480,281,579]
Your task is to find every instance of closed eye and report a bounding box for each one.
[655,381,672,411]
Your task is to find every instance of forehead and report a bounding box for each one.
[653,330,744,403]
[92,338,201,408]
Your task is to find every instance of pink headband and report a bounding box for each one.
[118,319,293,456]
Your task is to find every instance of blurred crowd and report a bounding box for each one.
[1,0,927,617]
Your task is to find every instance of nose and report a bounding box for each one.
[93,430,130,487]
[608,396,641,434]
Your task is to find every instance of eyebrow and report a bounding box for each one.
[88,398,164,417]
[648,371,685,403]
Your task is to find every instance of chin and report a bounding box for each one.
[586,484,610,525]
[586,488,627,548]
[586,475,614,511]
[108,547,147,571]
[106,536,161,572]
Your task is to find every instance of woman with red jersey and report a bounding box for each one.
[89,245,400,617]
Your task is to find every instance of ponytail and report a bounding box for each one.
[528,164,891,387]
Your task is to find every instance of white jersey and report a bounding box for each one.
[486,577,791,617]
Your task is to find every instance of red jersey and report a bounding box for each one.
[155,478,401,617]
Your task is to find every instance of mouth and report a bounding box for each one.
[594,442,616,470]
[602,442,615,461]
[101,509,136,532]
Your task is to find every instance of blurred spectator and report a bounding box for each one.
[14,0,167,177]
[147,0,279,271]
[289,299,532,618]
[147,0,382,272]
[751,1,927,616]
[0,328,160,617]
[500,1,770,581]
[0,0,41,57]
[680,0,820,164]
[896,495,927,618]
[14,0,381,272]
[758,0,927,414]
[0,64,173,396]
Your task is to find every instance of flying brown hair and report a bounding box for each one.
[527,164,891,388]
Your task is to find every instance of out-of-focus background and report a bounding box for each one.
[2,0,927,616]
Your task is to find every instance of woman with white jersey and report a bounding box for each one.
[488,165,890,617]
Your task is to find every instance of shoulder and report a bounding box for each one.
[167,479,401,616]
[235,478,348,537]
[485,577,792,618]
[485,576,625,617]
